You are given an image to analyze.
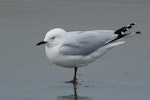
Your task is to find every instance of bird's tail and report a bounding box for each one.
[106,23,142,44]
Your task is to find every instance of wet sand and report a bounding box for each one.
[0,0,150,99]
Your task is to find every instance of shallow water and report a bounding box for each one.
[0,0,150,100]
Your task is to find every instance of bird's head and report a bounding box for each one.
[36,28,66,47]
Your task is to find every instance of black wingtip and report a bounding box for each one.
[131,23,136,26]
[115,23,136,35]
[136,31,142,34]
[126,23,136,29]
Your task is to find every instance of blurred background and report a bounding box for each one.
[0,0,150,100]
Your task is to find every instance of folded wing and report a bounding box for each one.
[59,30,117,56]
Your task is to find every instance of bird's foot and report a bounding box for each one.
[65,79,78,84]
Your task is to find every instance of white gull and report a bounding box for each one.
[37,23,141,84]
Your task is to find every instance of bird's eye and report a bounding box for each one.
[51,37,56,40]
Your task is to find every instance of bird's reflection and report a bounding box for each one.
[57,83,92,100]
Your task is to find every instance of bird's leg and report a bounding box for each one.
[74,67,78,82]
[67,67,78,84]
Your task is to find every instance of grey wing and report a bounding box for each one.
[59,30,117,56]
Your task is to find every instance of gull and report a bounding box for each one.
[37,23,141,84]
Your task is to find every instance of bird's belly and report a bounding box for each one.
[45,46,90,68]
[45,45,110,68]
[52,54,91,68]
